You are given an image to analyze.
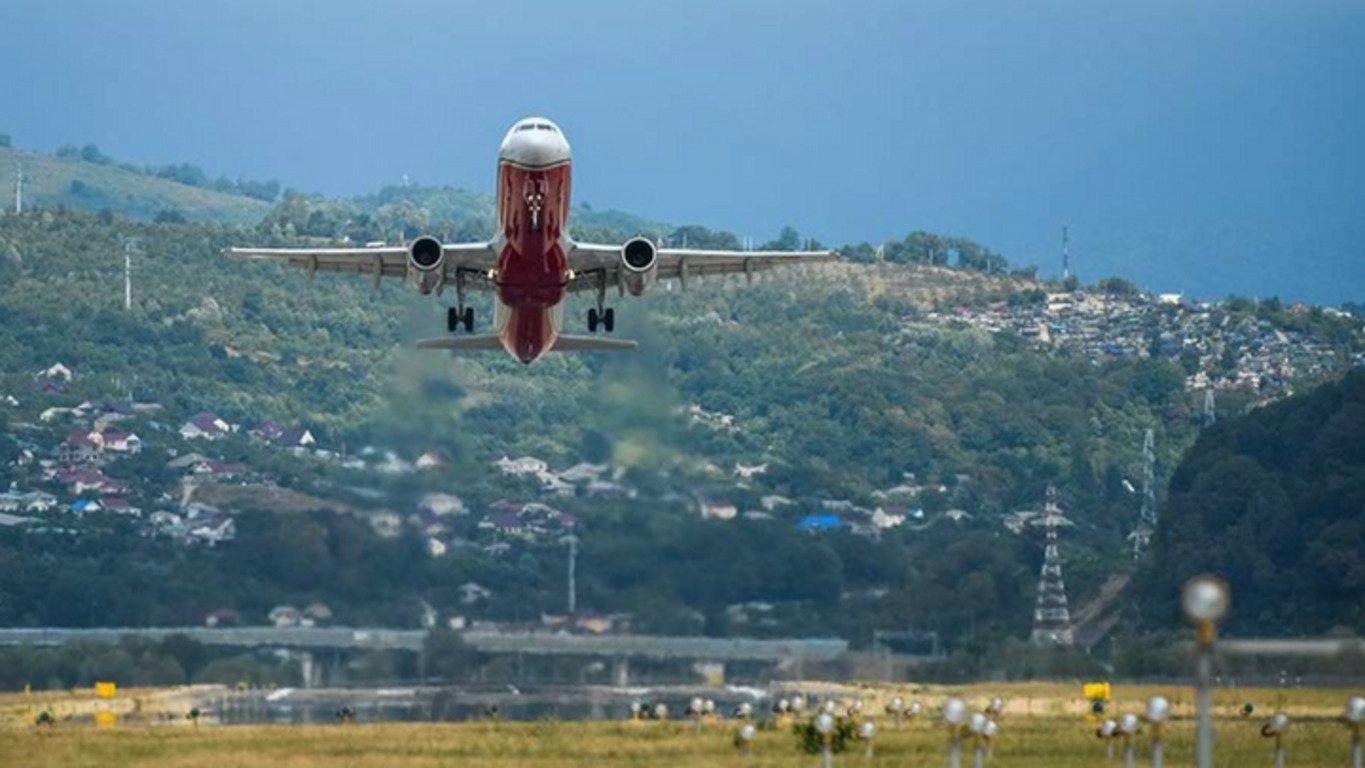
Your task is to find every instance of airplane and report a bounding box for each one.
[224,116,839,364]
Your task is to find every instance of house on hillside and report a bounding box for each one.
[96,430,142,455]
[700,500,738,521]
[69,499,102,516]
[734,463,768,479]
[61,430,101,463]
[760,495,795,512]
[180,413,231,441]
[458,582,492,605]
[269,605,302,628]
[204,608,240,628]
[495,456,548,476]
[99,497,142,517]
[796,514,842,532]
[419,493,466,516]
[39,363,72,381]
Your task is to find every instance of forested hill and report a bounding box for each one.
[1136,369,1365,636]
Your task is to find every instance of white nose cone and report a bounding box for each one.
[500,116,571,168]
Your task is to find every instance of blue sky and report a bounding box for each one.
[1,0,1362,301]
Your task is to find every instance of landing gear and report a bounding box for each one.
[588,307,616,334]
[447,306,474,333]
[588,270,615,334]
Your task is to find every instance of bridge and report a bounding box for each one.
[0,627,849,687]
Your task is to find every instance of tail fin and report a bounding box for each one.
[550,335,638,352]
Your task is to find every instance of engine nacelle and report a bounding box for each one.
[620,237,659,296]
[407,236,445,295]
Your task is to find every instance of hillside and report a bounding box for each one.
[1134,369,1365,636]
[0,146,270,225]
[0,201,1360,674]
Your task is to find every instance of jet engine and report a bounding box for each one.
[620,236,659,296]
[407,236,445,295]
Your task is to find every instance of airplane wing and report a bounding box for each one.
[223,242,499,288]
[565,242,839,292]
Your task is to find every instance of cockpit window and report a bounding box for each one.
[536,123,555,131]
[517,124,535,132]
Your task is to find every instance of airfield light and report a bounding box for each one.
[1144,696,1171,768]
[1346,697,1365,726]
[943,697,968,768]
[967,714,991,768]
[822,699,838,716]
[815,712,837,768]
[910,700,924,717]
[1182,575,1229,768]
[653,703,668,720]
[1145,696,1171,725]
[1344,697,1365,768]
[689,697,703,715]
[887,696,905,728]
[777,698,790,715]
[704,699,716,716]
[736,722,757,755]
[1182,576,1230,632]
[1118,713,1142,768]
[981,719,1000,763]
[943,697,968,727]
[1261,712,1291,768]
[1098,719,1119,760]
[851,698,864,713]
[986,697,1004,717]
[737,702,753,720]
[791,696,806,714]
[630,700,642,721]
[859,720,877,758]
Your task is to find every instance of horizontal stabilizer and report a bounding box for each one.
[416,335,638,353]
[416,336,504,351]
[551,336,638,352]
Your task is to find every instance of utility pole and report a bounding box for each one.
[1202,389,1217,428]
[561,534,578,615]
[123,239,138,311]
[1061,225,1071,280]
[13,162,22,214]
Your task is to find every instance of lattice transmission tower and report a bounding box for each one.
[1029,485,1075,646]
[1128,429,1158,559]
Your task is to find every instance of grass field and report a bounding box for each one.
[1,683,1360,767]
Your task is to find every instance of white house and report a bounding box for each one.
[180,413,231,440]
[495,456,548,476]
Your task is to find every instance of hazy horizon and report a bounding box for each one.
[1,0,1362,302]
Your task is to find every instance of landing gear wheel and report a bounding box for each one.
[447,307,460,333]
[462,307,475,332]
[603,308,615,334]
[588,308,600,333]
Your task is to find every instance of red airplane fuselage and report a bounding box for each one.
[493,118,575,363]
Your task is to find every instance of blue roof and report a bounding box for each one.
[796,514,842,531]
